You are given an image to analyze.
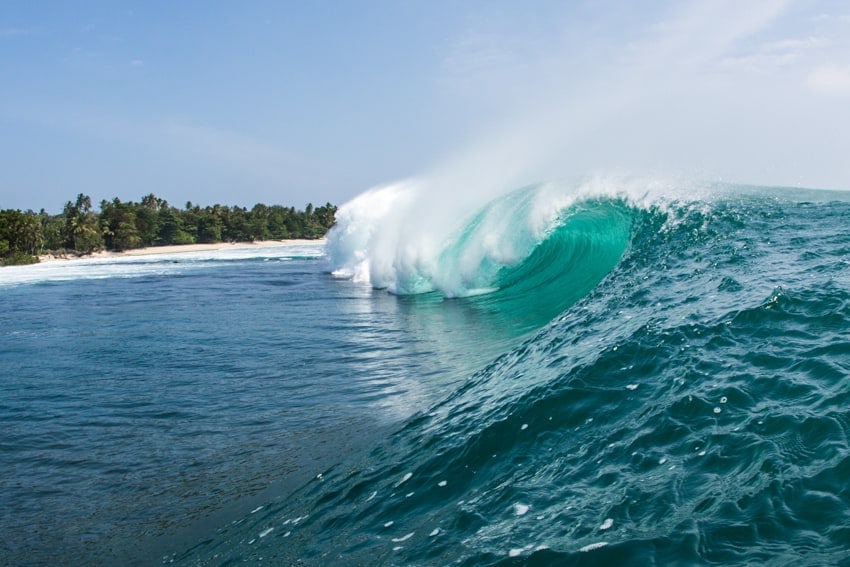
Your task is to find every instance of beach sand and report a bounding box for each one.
[38,239,326,263]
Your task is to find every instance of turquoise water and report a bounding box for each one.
[3,184,850,565]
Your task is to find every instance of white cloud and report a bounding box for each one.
[808,12,850,24]
[442,33,518,79]
[805,64,850,93]
[633,0,791,69]
[0,28,31,37]
[721,36,827,72]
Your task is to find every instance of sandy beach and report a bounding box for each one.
[37,239,326,263]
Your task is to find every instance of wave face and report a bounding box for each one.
[174,183,850,565]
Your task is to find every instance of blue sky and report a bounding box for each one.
[2,1,849,212]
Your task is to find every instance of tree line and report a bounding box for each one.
[0,193,337,266]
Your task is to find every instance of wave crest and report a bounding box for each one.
[327,177,664,299]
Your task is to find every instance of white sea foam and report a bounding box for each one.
[0,242,325,288]
[580,541,609,552]
[258,527,273,538]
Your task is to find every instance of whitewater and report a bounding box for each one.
[2,179,850,565]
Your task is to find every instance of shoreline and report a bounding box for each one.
[37,239,327,263]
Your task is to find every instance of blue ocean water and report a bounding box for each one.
[3,182,850,565]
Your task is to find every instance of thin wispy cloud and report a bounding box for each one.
[157,121,310,184]
[631,0,791,73]
[806,64,850,93]
[442,33,521,78]
[721,36,827,72]
[0,28,32,38]
[808,12,850,24]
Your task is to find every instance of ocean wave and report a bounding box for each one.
[175,183,850,565]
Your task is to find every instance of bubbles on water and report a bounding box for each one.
[713,407,722,414]
[720,396,727,404]
[599,518,614,530]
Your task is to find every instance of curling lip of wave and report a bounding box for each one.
[325,178,682,300]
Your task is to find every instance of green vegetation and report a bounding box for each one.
[0,193,336,266]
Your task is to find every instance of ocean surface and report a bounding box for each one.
[2,181,850,566]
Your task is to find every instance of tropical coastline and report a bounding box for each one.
[36,238,327,263]
[1,194,337,266]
